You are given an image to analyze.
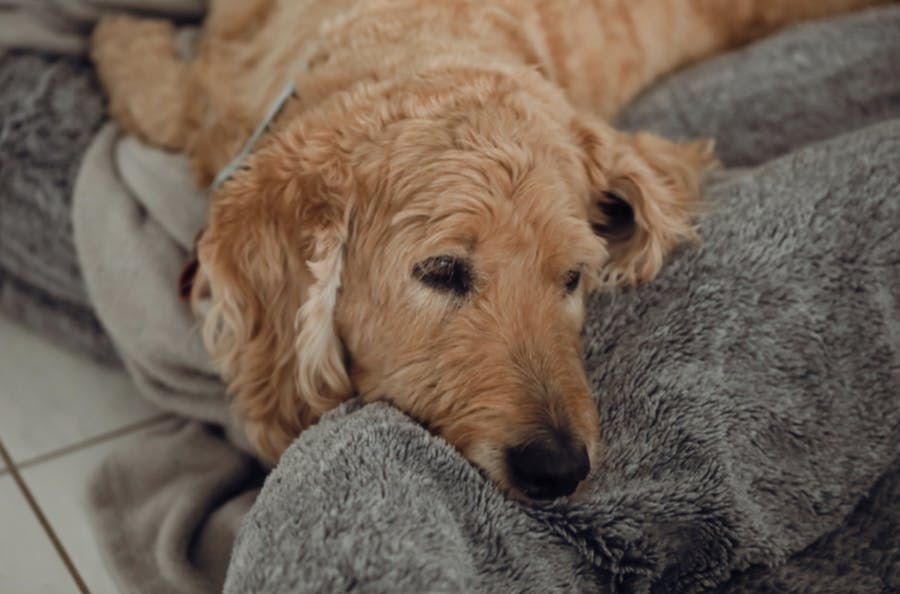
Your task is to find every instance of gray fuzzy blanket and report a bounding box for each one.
[0,3,898,593]
[0,51,116,363]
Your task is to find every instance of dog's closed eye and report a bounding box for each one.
[412,255,472,296]
[563,269,581,294]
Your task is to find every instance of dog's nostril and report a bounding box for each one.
[506,434,590,500]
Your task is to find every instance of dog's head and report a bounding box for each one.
[195,67,714,500]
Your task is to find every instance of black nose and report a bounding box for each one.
[506,433,590,500]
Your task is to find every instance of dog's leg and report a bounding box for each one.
[204,0,275,39]
[692,0,897,47]
[91,16,191,150]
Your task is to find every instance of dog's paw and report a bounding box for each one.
[90,15,185,145]
[91,15,176,90]
[91,15,177,74]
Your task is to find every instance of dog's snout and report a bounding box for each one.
[506,432,590,500]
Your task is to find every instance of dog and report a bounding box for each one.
[91,0,889,500]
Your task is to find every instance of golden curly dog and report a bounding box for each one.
[92,0,888,500]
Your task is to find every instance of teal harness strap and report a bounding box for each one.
[210,80,298,191]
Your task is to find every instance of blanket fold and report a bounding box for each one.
[88,418,264,594]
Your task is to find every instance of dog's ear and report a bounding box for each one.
[196,134,353,461]
[574,118,717,285]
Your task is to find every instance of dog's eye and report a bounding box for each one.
[563,269,581,294]
[412,255,472,296]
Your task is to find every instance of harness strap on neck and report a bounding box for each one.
[210,80,298,190]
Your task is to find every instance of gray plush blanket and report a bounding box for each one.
[1,3,898,593]
[0,51,117,363]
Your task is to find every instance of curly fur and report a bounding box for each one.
[91,0,888,495]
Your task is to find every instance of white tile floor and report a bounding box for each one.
[0,313,168,593]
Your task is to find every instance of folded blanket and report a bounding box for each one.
[1,3,898,593]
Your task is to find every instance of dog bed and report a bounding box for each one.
[1,3,898,593]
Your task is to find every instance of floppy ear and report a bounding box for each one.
[195,135,354,461]
[574,118,717,285]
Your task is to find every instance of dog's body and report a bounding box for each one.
[92,0,888,500]
[93,0,883,185]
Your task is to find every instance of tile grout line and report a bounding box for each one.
[0,437,91,594]
[13,413,172,472]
